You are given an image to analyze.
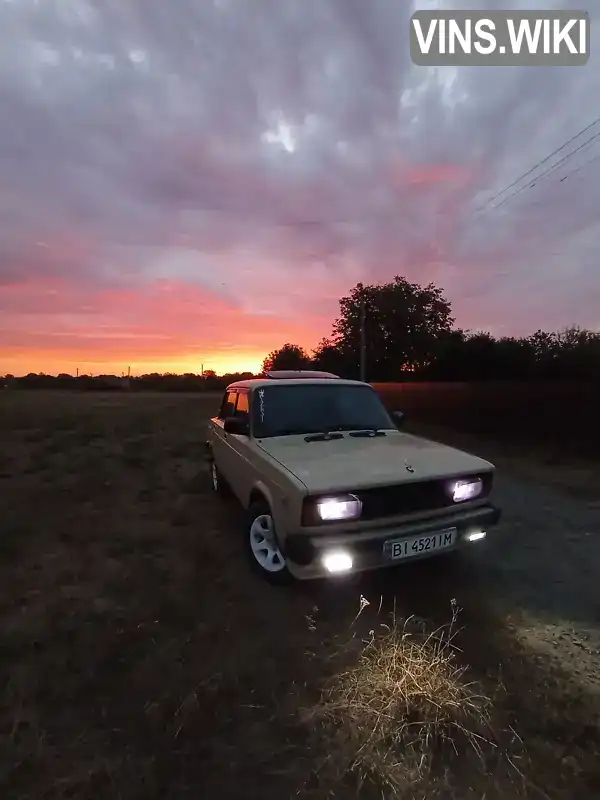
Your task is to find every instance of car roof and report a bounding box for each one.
[266,369,339,380]
[225,376,368,391]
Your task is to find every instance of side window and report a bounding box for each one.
[234,391,249,420]
[219,391,237,419]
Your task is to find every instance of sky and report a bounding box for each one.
[1,0,600,376]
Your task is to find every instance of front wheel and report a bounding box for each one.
[245,501,292,584]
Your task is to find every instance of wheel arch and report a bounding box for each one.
[248,481,273,510]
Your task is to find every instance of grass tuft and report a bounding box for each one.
[302,601,525,797]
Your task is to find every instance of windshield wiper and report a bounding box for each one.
[348,428,387,438]
[304,431,344,442]
[269,427,344,440]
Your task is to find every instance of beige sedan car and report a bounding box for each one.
[206,371,501,583]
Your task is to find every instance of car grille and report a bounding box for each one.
[352,472,493,522]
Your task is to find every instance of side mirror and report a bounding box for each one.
[223,416,249,436]
[391,411,405,429]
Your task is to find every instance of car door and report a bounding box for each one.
[211,389,238,484]
[221,389,254,501]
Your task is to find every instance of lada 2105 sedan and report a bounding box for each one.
[206,371,501,583]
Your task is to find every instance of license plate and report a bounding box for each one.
[384,528,457,561]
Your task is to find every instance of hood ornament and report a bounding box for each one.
[405,459,415,473]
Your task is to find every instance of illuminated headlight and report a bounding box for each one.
[322,550,354,573]
[450,478,483,503]
[316,495,362,522]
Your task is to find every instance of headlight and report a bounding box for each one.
[316,494,362,521]
[450,478,483,503]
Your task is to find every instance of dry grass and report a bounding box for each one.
[302,600,527,799]
[2,390,600,799]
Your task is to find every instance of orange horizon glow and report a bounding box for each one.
[0,275,331,378]
[0,352,265,378]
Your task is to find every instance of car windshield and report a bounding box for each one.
[252,383,395,438]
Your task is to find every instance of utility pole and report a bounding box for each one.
[359,286,366,383]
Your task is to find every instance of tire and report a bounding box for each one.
[245,500,293,584]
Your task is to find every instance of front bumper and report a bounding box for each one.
[283,503,501,580]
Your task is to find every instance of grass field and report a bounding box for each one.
[2,391,600,799]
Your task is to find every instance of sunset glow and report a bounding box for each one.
[0,276,326,376]
[2,1,600,376]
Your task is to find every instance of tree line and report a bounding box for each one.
[3,277,599,389]
[1,372,255,392]
[262,277,600,382]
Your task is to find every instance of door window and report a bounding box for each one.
[234,391,249,418]
[219,391,237,419]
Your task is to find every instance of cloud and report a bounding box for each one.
[1,0,600,372]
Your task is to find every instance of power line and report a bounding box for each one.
[559,149,600,182]
[491,129,600,211]
[512,128,600,189]
[179,156,595,234]
[527,132,600,185]
[190,145,599,228]
[475,115,600,213]
[167,121,600,231]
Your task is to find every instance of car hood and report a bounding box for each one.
[256,430,494,493]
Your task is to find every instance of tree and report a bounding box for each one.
[552,326,600,380]
[527,330,559,370]
[332,277,454,381]
[261,343,311,374]
[312,337,350,376]
[458,332,497,380]
[493,336,535,379]
[424,329,468,380]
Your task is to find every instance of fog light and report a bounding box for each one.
[322,550,353,573]
[465,530,486,542]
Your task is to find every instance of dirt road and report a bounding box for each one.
[2,391,600,799]
[485,472,600,684]
[404,424,600,694]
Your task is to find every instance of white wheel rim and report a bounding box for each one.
[211,462,218,491]
[249,515,286,573]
